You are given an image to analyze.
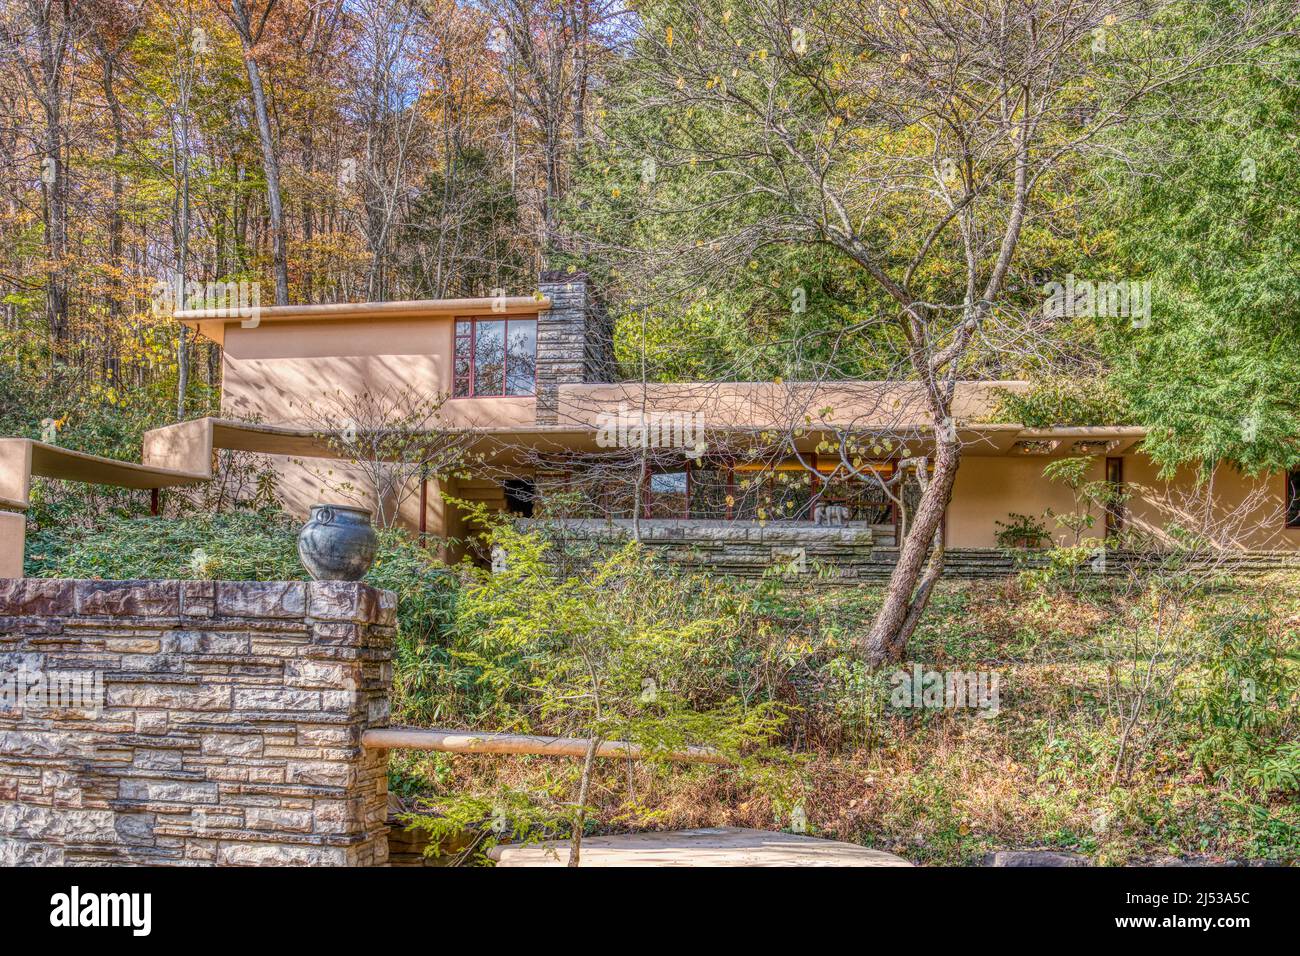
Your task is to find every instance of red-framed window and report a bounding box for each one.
[1105,456,1126,537]
[1287,469,1300,528]
[454,316,537,397]
[645,466,690,519]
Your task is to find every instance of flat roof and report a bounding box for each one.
[175,295,550,345]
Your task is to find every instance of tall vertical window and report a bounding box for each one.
[454,317,537,397]
[1105,457,1125,538]
[1287,469,1300,528]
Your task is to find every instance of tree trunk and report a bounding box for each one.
[567,734,600,867]
[24,0,74,343]
[232,0,290,306]
[862,434,960,665]
[101,48,127,386]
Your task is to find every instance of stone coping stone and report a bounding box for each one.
[487,826,912,867]
[0,579,396,626]
[529,519,874,544]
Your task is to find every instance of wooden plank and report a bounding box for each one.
[361,727,727,765]
[487,827,913,867]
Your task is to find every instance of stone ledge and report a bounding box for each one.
[0,579,396,626]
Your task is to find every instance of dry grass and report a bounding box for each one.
[394,573,1300,865]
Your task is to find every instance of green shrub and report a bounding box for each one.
[24,511,461,729]
[1185,611,1300,792]
[403,519,794,859]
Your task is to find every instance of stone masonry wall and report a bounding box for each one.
[536,273,615,425]
[0,579,394,866]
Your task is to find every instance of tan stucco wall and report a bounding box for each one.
[947,455,1106,548]
[221,315,533,547]
[1122,457,1298,551]
[946,454,1299,551]
[221,316,536,429]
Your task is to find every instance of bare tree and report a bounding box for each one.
[346,0,429,300]
[291,384,476,530]
[1,0,82,341]
[493,0,624,261]
[591,0,1295,665]
[220,0,290,305]
[87,0,146,385]
[1103,474,1283,782]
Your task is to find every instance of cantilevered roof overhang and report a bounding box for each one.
[175,295,551,346]
[0,437,207,511]
[135,418,1148,476]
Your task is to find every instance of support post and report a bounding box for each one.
[0,510,24,578]
[418,470,428,546]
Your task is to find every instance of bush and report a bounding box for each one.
[24,511,461,728]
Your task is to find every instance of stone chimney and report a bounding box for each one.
[535,272,614,425]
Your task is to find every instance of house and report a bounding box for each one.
[1,272,1296,577]
[176,272,1300,568]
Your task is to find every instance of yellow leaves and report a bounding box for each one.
[610,186,621,198]
[675,75,686,90]
[665,25,673,49]
[722,9,733,24]
[1103,14,1117,26]
[900,52,912,65]
[827,115,843,130]
[725,495,735,508]
[899,5,909,17]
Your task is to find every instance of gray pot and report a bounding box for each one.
[298,504,379,581]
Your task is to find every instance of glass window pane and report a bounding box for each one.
[822,474,893,523]
[731,469,766,520]
[474,320,505,396]
[688,465,731,519]
[771,468,814,520]
[649,470,688,518]
[454,324,472,397]
[505,319,537,396]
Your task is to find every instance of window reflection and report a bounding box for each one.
[506,321,536,396]
[473,319,505,396]
[453,317,536,397]
[649,470,688,518]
